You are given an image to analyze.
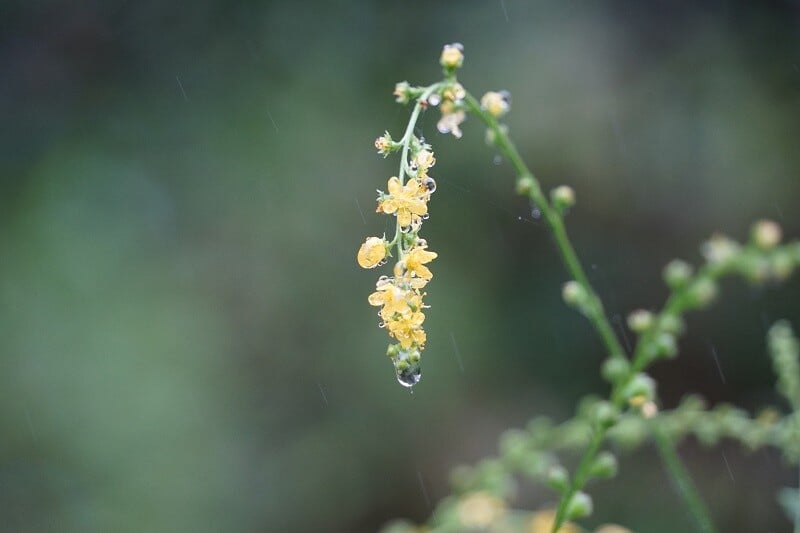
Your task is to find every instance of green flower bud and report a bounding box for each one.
[594,401,619,428]
[627,309,654,333]
[515,175,535,195]
[752,219,782,249]
[622,373,656,403]
[771,250,794,280]
[499,429,529,466]
[562,281,592,316]
[589,451,618,479]
[546,465,569,492]
[686,277,718,308]
[551,185,576,213]
[663,259,694,288]
[654,332,678,359]
[601,357,630,384]
[658,313,685,335]
[565,491,593,520]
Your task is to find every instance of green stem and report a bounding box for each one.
[392,83,444,260]
[463,93,625,362]
[463,90,717,533]
[651,424,715,533]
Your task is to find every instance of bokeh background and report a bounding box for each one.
[2,1,800,531]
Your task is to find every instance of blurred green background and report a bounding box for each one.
[1,1,799,531]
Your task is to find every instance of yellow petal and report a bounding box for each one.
[387,176,402,196]
[357,237,387,268]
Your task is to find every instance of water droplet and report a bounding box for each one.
[428,94,441,106]
[531,207,541,219]
[416,238,428,247]
[421,213,430,220]
[422,177,437,193]
[493,155,503,165]
[378,321,386,328]
[396,362,422,388]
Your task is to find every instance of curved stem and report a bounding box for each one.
[463,92,625,362]
[463,90,716,533]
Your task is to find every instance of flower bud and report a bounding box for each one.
[701,234,740,265]
[551,185,576,213]
[565,491,593,520]
[658,313,685,335]
[589,451,618,479]
[515,176,535,195]
[622,373,656,404]
[393,81,412,104]
[357,236,388,268]
[562,281,588,308]
[685,277,718,308]
[601,357,630,384]
[752,219,782,249]
[627,309,653,333]
[546,465,569,492]
[480,90,511,117]
[593,401,619,428]
[440,42,464,70]
[374,131,396,157]
[653,332,678,359]
[663,259,693,288]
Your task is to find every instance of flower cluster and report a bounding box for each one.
[358,101,448,387]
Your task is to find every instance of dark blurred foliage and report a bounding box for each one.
[1,1,799,531]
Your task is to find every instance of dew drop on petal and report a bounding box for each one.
[422,177,437,193]
[421,213,430,220]
[428,94,441,106]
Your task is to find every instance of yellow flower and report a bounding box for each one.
[368,278,424,321]
[368,279,410,317]
[386,311,426,349]
[377,177,428,228]
[395,246,438,281]
[357,237,387,269]
[480,91,511,117]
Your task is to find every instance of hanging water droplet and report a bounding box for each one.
[422,176,437,193]
[493,155,503,165]
[531,207,542,219]
[428,94,441,106]
[421,213,430,220]
[396,362,422,388]
[378,321,386,328]
[416,238,428,248]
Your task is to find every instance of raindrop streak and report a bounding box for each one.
[708,343,727,384]
[316,383,329,406]
[355,198,366,225]
[175,75,188,101]
[417,471,431,507]
[613,314,632,354]
[721,451,735,482]
[449,331,465,373]
[266,109,280,133]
